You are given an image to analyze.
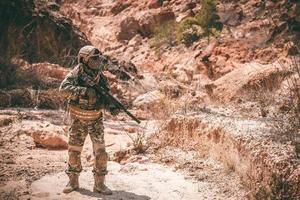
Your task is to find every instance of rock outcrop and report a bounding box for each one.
[22,121,68,149]
[111,0,132,15]
[0,88,66,109]
[133,90,165,109]
[117,9,176,41]
[0,0,90,66]
[205,61,293,102]
[117,17,141,41]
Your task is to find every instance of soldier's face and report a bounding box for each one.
[87,56,102,70]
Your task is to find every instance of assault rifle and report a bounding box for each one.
[82,73,141,124]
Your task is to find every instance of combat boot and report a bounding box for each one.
[93,175,112,195]
[63,174,79,194]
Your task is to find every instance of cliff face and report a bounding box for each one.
[0,0,90,67]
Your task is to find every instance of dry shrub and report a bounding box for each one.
[150,20,178,50]
[143,94,187,148]
[272,44,300,154]
[246,71,290,117]
[176,17,203,46]
[125,96,183,155]
[251,42,300,155]
[126,123,149,154]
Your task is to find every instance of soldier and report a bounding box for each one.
[59,45,119,195]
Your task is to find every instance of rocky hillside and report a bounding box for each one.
[0,0,299,199]
[60,0,299,79]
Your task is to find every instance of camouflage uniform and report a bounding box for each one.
[59,45,114,195]
[60,64,110,176]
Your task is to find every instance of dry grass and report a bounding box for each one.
[273,43,300,153]
[250,42,300,155]
[148,96,182,120]
[126,123,149,154]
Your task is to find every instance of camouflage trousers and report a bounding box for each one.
[66,117,108,176]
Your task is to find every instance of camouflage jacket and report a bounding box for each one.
[59,63,111,110]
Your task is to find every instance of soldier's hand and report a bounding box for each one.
[85,88,96,98]
[110,106,120,116]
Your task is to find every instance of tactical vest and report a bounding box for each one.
[68,65,110,120]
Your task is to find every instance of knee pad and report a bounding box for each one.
[95,149,108,163]
[68,145,83,173]
[69,151,81,166]
[94,148,108,174]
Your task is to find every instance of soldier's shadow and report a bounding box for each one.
[78,188,151,200]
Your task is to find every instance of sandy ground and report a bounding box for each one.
[29,162,202,200]
[0,109,247,200]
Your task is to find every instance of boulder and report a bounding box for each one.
[133,90,165,108]
[128,35,143,47]
[31,130,68,149]
[218,4,243,26]
[111,0,131,15]
[138,73,159,91]
[11,60,70,89]
[138,13,157,37]
[159,80,182,98]
[117,17,141,41]
[21,121,68,149]
[154,9,176,26]
[170,59,200,83]
[29,63,70,81]
[205,61,293,102]
[118,9,176,39]
[35,89,66,109]
[148,0,163,9]
[172,68,190,83]
[0,88,66,109]
[138,9,175,36]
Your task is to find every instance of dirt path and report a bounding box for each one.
[0,109,247,200]
[27,122,247,199]
[29,156,246,200]
[29,161,204,200]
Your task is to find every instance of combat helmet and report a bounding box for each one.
[78,45,101,64]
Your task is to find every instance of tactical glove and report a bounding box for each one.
[109,106,120,116]
[78,87,97,109]
[85,87,96,99]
